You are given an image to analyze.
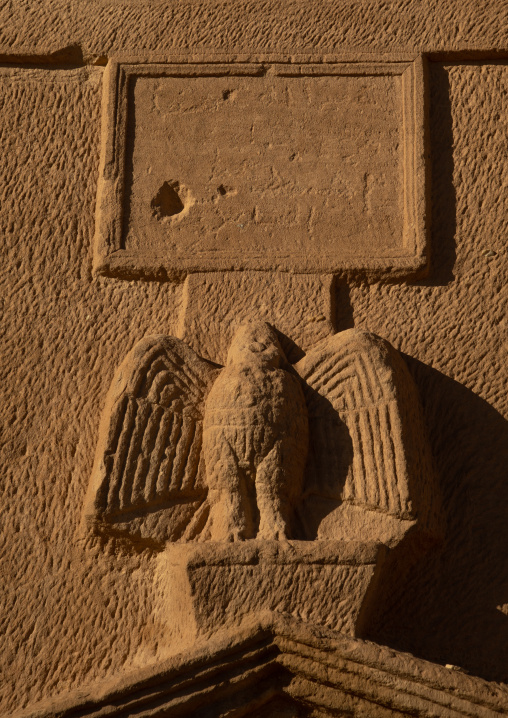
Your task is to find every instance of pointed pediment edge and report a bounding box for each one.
[10,613,508,718]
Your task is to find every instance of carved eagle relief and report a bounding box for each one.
[84,323,437,545]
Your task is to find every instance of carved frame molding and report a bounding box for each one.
[93,52,429,281]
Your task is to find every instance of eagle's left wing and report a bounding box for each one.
[295,329,441,541]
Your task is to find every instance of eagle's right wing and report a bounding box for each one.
[84,335,221,544]
[295,330,439,535]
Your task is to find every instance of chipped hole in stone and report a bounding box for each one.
[216,184,236,198]
[151,181,185,219]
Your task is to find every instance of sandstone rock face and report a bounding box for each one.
[1,2,508,716]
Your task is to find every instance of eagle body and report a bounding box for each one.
[202,325,309,541]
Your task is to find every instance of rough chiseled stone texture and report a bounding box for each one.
[0,67,183,713]
[0,1,506,55]
[10,615,508,718]
[349,62,508,683]
[1,2,508,714]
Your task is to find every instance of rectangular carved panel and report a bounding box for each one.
[95,55,428,280]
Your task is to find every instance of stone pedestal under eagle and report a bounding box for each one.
[84,323,439,546]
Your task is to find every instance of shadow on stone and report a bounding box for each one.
[332,279,355,332]
[151,180,185,218]
[365,356,508,683]
[419,62,457,287]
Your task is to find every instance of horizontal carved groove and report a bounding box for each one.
[58,642,280,718]
[275,639,504,717]
[101,491,205,522]
[15,619,508,718]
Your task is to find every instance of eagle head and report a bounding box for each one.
[226,322,287,369]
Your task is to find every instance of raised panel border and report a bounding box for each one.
[94,53,429,281]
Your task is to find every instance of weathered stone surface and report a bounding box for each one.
[1,2,508,715]
[94,56,427,280]
[80,322,438,673]
[0,1,506,56]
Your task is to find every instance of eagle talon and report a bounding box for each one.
[257,527,290,542]
[225,529,246,543]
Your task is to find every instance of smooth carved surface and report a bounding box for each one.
[127,72,402,250]
[85,323,438,547]
[94,57,428,279]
